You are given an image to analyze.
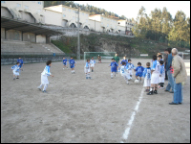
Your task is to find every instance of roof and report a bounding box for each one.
[1,16,62,36]
[89,14,119,21]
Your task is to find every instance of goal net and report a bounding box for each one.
[84,52,116,63]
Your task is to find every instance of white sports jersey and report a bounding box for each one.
[120,66,127,75]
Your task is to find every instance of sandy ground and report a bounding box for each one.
[1,59,190,143]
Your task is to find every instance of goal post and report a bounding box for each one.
[84,52,116,63]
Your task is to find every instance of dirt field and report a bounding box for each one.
[1,59,190,143]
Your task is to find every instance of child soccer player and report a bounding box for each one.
[110,58,118,79]
[159,60,165,87]
[62,57,67,69]
[17,57,24,71]
[120,61,130,84]
[38,60,54,93]
[69,56,75,74]
[143,62,151,92]
[126,59,135,80]
[134,62,144,82]
[147,55,160,95]
[120,56,128,66]
[90,57,96,72]
[11,62,20,80]
[85,59,91,79]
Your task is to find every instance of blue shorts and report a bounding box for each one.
[136,72,143,77]
[63,63,67,66]
[19,64,23,68]
[111,68,117,73]
[70,65,74,69]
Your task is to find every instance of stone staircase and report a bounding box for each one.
[1,40,64,54]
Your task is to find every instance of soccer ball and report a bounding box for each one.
[134,79,140,83]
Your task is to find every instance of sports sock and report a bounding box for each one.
[43,84,48,91]
[150,87,153,91]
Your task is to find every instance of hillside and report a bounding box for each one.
[51,33,188,58]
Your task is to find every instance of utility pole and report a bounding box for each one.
[77,6,80,60]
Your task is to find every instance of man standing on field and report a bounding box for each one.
[114,53,120,64]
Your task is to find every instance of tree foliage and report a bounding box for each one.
[133,7,190,48]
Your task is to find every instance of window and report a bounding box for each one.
[38,1,41,4]
[17,3,21,8]
[25,6,29,9]
[1,1,5,3]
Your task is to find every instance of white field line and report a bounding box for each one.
[121,88,144,142]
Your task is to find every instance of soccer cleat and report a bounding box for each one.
[153,90,158,94]
[16,77,19,79]
[42,90,47,93]
[147,91,154,95]
[38,88,41,91]
[89,77,91,79]
[86,77,88,79]
[13,78,16,80]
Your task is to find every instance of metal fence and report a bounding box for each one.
[1,52,77,65]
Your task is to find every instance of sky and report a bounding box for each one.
[75,1,190,20]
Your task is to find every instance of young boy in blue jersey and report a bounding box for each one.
[38,60,54,93]
[120,61,130,84]
[11,62,20,80]
[110,58,118,79]
[134,62,144,82]
[147,55,160,95]
[62,57,67,69]
[85,59,91,79]
[120,56,128,66]
[69,56,75,74]
[126,59,135,80]
[90,57,96,72]
[17,57,24,71]
[143,62,151,92]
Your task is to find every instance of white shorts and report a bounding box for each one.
[128,70,133,76]
[41,75,49,85]
[84,67,90,73]
[13,71,19,76]
[159,73,165,83]
[151,72,159,84]
[144,77,151,87]
[90,64,95,67]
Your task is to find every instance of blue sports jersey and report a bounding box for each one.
[135,66,145,77]
[11,65,20,72]
[85,62,90,69]
[120,59,128,65]
[41,65,51,76]
[110,62,118,72]
[143,67,151,80]
[69,59,75,67]
[63,58,67,65]
[126,63,135,70]
[17,59,24,67]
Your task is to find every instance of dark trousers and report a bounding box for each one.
[165,70,168,80]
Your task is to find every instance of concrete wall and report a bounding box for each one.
[6,30,22,40]
[1,7,12,18]
[89,20,102,32]
[44,10,62,26]
[1,1,44,23]
[23,12,35,23]
[23,32,35,42]
[36,35,46,43]
[1,28,5,39]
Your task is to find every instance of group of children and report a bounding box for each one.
[109,55,165,95]
[11,54,165,94]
